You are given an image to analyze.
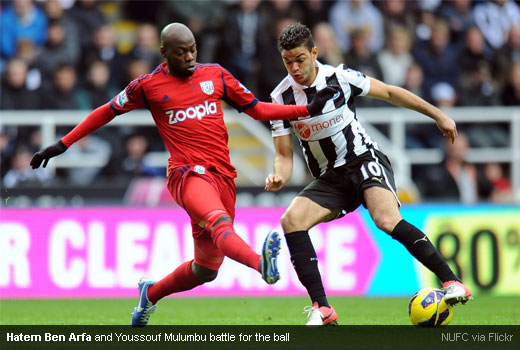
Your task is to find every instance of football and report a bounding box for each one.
[408,288,453,327]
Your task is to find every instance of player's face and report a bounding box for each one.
[281,45,318,86]
[161,40,197,78]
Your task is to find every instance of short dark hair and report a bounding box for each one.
[278,23,314,52]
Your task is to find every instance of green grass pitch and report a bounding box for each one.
[1,296,519,325]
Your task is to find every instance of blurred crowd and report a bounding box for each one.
[1,0,519,204]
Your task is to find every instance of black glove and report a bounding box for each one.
[30,140,68,169]
[306,85,341,116]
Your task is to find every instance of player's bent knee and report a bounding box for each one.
[372,214,400,234]
[191,262,219,283]
[281,210,301,232]
[372,216,388,233]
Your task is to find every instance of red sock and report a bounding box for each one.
[147,260,203,304]
[211,221,261,272]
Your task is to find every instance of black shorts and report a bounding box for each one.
[298,148,400,218]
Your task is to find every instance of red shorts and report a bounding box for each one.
[167,164,236,270]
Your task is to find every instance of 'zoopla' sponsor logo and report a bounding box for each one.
[165,101,217,125]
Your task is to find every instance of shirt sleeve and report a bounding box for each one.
[269,94,292,137]
[220,67,258,112]
[61,103,116,146]
[338,64,371,97]
[109,77,147,115]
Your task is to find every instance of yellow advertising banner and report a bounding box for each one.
[421,213,520,295]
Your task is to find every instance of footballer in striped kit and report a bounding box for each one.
[266,23,472,326]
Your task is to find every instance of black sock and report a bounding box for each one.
[285,231,329,307]
[391,220,460,283]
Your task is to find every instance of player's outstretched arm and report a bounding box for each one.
[31,103,117,169]
[61,103,117,146]
[265,134,294,192]
[367,78,458,143]
[245,86,340,121]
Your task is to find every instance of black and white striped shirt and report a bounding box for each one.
[270,61,377,178]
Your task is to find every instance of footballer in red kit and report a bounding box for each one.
[109,61,258,179]
[30,23,338,326]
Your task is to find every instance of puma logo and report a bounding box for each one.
[413,236,428,245]
[370,177,383,184]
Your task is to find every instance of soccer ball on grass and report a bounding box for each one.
[408,288,453,327]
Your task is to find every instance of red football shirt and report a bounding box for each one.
[110,62,258,178]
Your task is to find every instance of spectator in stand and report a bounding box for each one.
[485,163,513,203]
[300,0,333,30]
[0,58,41,110]
[68,0,105,53]
[36,20,80,83]
[344,29,383,81]
[0,127,15,178]
[124,59,152,87]
[473,0,520,50]
[81,24,126,89]
[413,19,460,102]
[419,133,493,203]
[3,145,52,188]
[77,60,118,110]
[43,0,79,57]
[492,25,520,87]
[254,0,305,99]
[40,63,81,110]
[458,62,500,107]
[260,0,304,31]
[120,134,163,177]
[0,57,42,151]
[126,23,163,70]
[103,133,163,183]
[458,26,500,107]
[378,26,414,87]
[439,0,475,49]
[379,0,417,37]
[0,0,48,60]
[313,22,343,67]
[14,40,42,91]
[216,0,262,94]
[344,29,385,107]
[501,62,520,105]
[458,58,506,148]
[329,0,384,54]
[403,63,425,98]
[161,0,225,62]
[404,64,430,149]
[27,129,43,154]
[414,8,437,43]
[257,16,297,102]
[458,26,493,78]
[75,59,122,155]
